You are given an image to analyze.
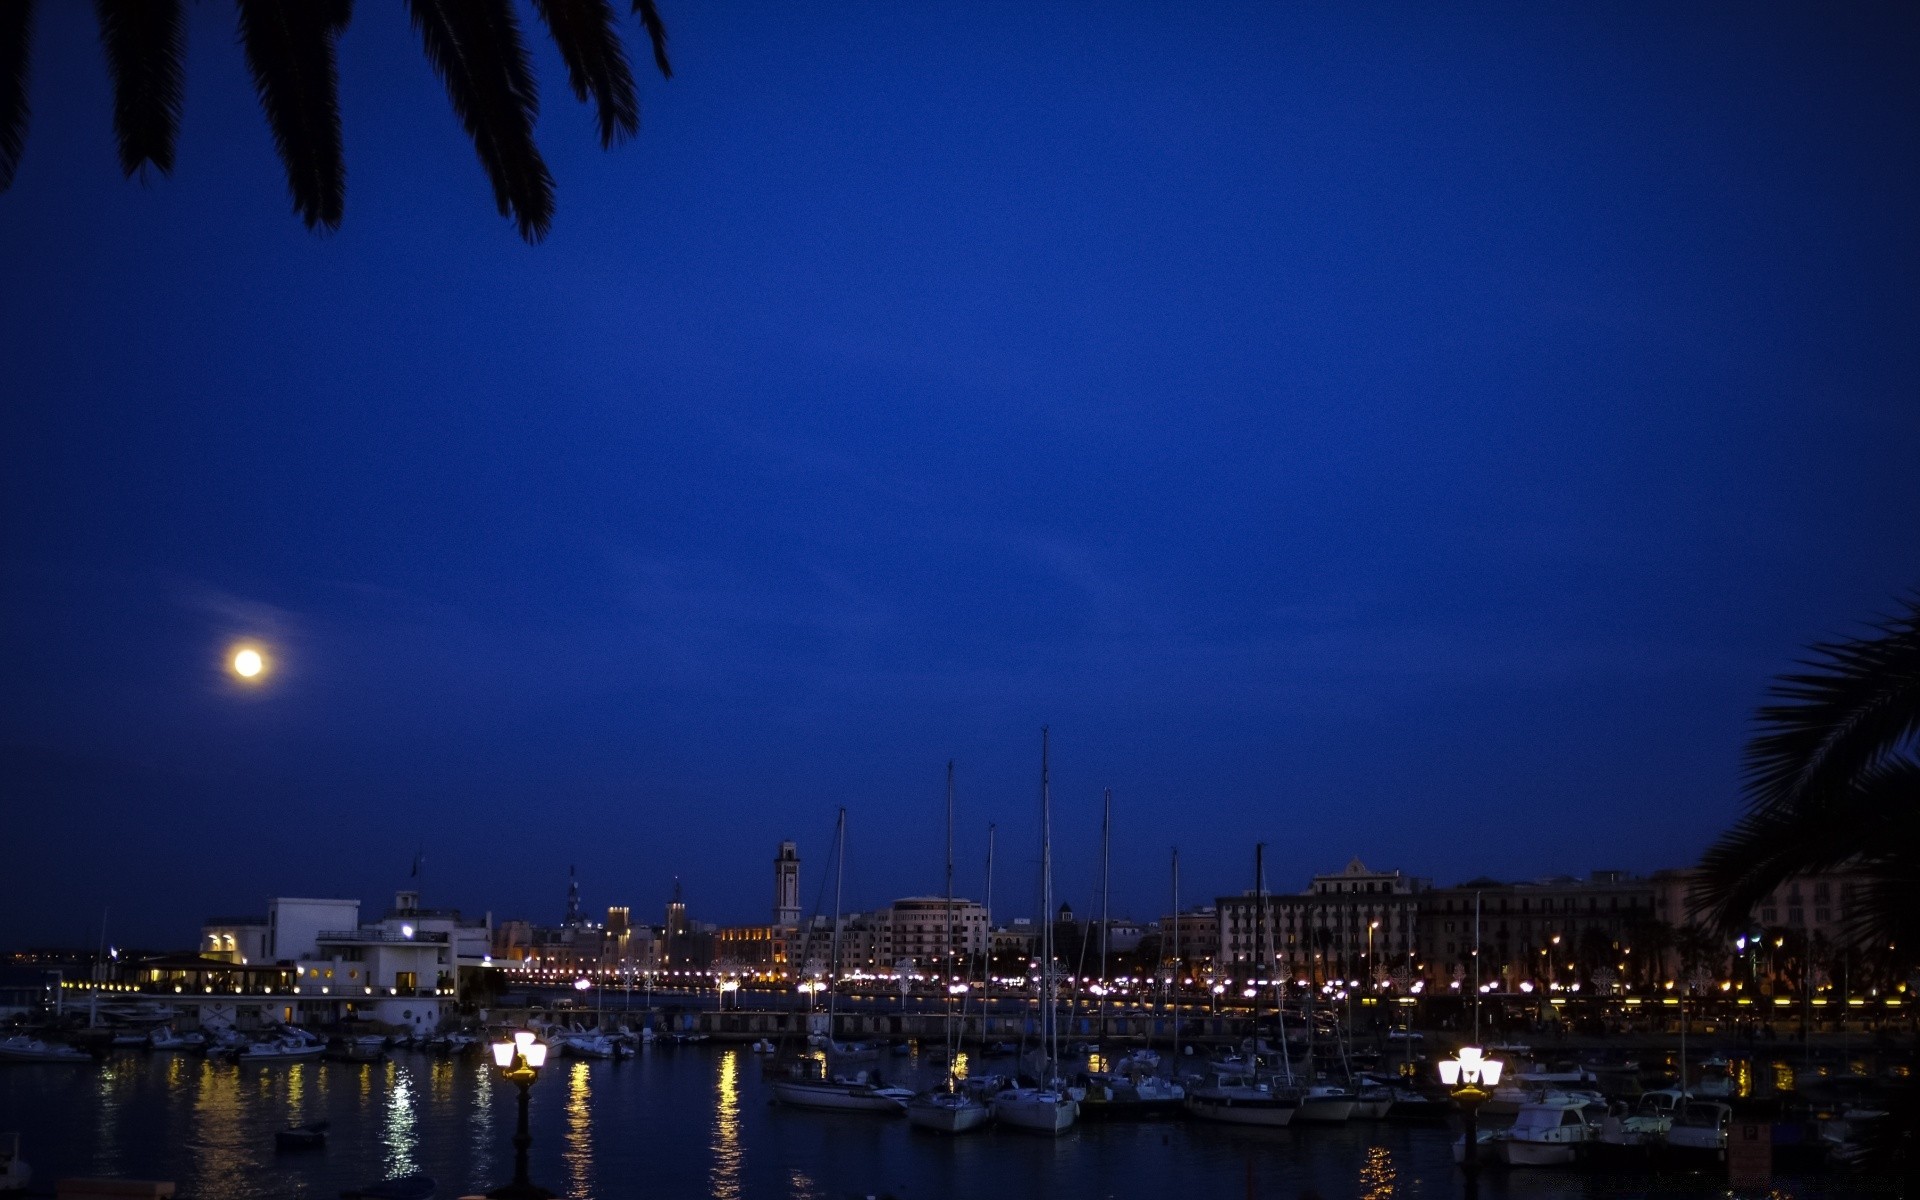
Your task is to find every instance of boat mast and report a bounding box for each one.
[982,822,995,1064]
[1253,843,1266,1068]
[1472,889,1482,1045]
[1171,846,1181,1063]
[1098,787,1111,1052]
[944,760,957,1072]
[1040,726,1056,1076]
[829,807,846,1037]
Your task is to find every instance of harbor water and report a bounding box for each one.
[0,1045,1897,1199]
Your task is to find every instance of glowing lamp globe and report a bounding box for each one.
[1438,1059,1461,1086]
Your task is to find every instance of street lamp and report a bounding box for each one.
[487,1031,553,1200]
[1438,1045,1505,1175]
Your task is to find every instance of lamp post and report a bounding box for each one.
[1438,1045,1505,1177]
[488,1030,553,1200]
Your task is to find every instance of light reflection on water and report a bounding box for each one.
[383,1062,418,1177]
[566,1060,594,1200]
[711,1049,742,1200]
[1358,1145,1395,1200]
[0,1048,1883,1200]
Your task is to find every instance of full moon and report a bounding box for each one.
[232,648,265,679]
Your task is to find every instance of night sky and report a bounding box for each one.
[3,2,1917,949]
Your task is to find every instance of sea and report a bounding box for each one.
[0,1044,1899,1199]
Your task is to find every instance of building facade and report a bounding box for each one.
[1218,858,1426,982]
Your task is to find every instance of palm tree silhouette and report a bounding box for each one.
[1694,596,1919,951]
[0,0,671,241]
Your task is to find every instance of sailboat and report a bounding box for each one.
[1078,790,1184,1120]
[1187,843,1299,1127]
[990,729,1079,1135]
[907,763,993,1134]
[771,808,912,1115]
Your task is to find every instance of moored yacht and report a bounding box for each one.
[1185,1075,1299,1126]
[1501,1096,1597,1167]
[0,1037,91,1064]
[991,1085,1078,1134]
[1294,1082,1357,1123]
[906,1087,993,1132]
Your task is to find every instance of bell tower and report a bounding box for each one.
[774,841,801,926]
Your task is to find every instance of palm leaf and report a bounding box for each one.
[235,0,353,231]
[0,0,32,192]
[94,0,185,177]
[632,0,672,79]
[1694,596,1920,931]
[406,0,554,241]
[1745,600,1920,816]
[531,0,637,148]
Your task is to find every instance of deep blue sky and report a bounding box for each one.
[3,2,1917,948]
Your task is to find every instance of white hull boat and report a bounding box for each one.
[0,1038,91,1064]
[1295,1086,1357,1123]
[905,1091,992,1132]
[1663,1103,1730,1161]
[1500,1097,1595,1167]
[771,1079,911,1113]
[991,1087,1078,1134]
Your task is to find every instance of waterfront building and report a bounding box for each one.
[1158,906,1220,972]
[1217,858,1426,983]
[1414,871,1655,991]
[885,897,990,971]
[1649,865,1873,989]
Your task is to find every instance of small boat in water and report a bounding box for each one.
[275,1120,328,1152]
[771,1067,913,1114]
[1501,1097,1596,1167]
[990,1085,1078,1134]
[1185,1075,1299,1127]
[904,1087,992,1133]
[0,1037,91,1064]
[341,1174,435,1200]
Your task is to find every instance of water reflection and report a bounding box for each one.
[384,1063,419,1177]
[191,1061,251,1200]
[711,1050,742,1200]
[566,1060,595,1200]
[287,1062,307,1125]
[1358,1145,1395,1200]
[471,1056,496,1183]
[951,1050,970,1080]
[94,1062,123,1177]
[787,1167,820,1200]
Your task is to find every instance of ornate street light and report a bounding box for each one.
[1437,1045,1505,1175]
[487,1031,553,1200]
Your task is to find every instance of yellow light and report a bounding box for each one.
[231,646,267,680]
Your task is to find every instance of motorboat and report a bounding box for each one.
[240,1029,326,1062]
[146,1027,196,1051]
[805,1034,877,1061]
[1185,1075,1299,1127]
[0,1132,29,1194]
[904,1088,992,1133]
[0,1037,91,1064]
[990,1085,1078,1134]
[275,1120,328,1152]
[772,1075,912,1113]
[1663,1101,1731,1162]
[750,1040,778,1054]
[771,1058,910,1113]
[1294,1083,1357,1123]
[1597,1090,1678,1153]
[1502,1096,1595,1167]
[558,1034,616,1060]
